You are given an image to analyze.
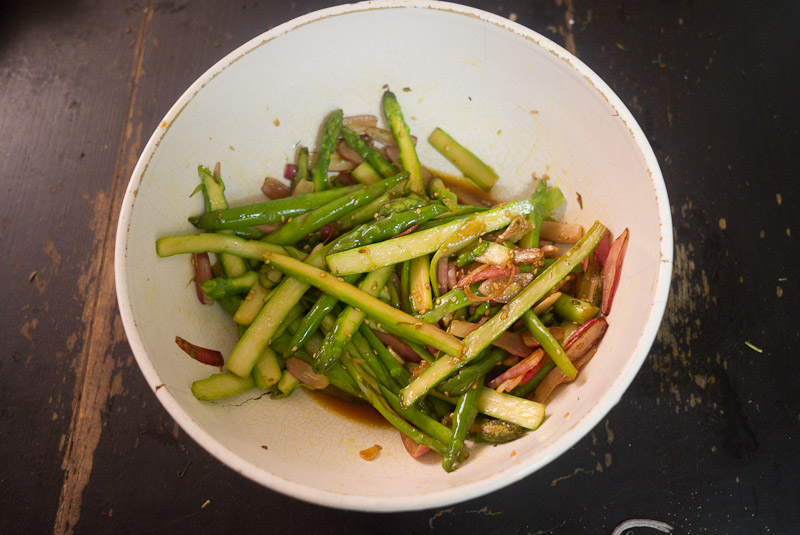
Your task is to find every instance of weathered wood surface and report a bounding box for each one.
[1,1,797,533]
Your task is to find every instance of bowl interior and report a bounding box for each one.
[116,1,672,511]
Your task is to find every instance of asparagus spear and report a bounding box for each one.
[443,380,482,472]
[382,90,423,194]
[428,127,499,191]
[198,165,248,277]
[341,126,397,178]
[400,221,606,407]
[325,200,535,275]
[523,310,576,379]
[313,266,394,372]
[201,271,259,300]
[261,250,463,357]
[311,109,343,191]
[264,173,407,245]
[188,185,361,230]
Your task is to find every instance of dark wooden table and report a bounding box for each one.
[3,1,798,533]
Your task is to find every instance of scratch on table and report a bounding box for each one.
[551,466,594,487]
[529,520,568,534]
[53,3,154,534]
[428,507,455,529]
[466,506,503,516]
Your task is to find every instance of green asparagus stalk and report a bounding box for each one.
[198,165,249,277]
[325,200,535,275]
[156,233,289,260]
[293,146,310,190]
[336,186,409,231]
[252,346,282,390]
[201,271,259,300]
[311,109,343,191]
[553,294,600,324]
[443,380,482,471]
[360,325,411,387]
[191,372,256,400]
[428,127,498,191]
[232,280,271,326]
[400,221,606,407]
[509,360,556,398]
[409,254,433,314]
[429,216,485,299]
[428,177,458,212]
[261,250,463,357]
[522,310,576,378]
[382,90,423,194]
[341,355,449,454]
[313,266,394,372]
[329,203,449,255]
[265,173,407,245]
[350,162,382,185]
[189,185,361,230]
[341,126,397,178]
[288,275,359,351]
[436,347,506,397]
[431,388,545,430]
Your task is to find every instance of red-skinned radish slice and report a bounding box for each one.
[401,433,430,458]
[601,229,629,315]
[285,357,329,390]
[175,336,224,367]
[191,253,214,304]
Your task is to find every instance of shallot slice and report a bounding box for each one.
[448,321,529,357]
[371,330,420,363]
[261,176,291,199]
[593,229,612,269]
[175,336,224,367]
[488,348,545,389]
[191,253,214,304]
[437,258,449,296]
[337,139,365,164]
[532,317,608,402]
[285,357,329,390]
[283,163,297,180]
[601,228,629,315]
[343,114,378,134]
[400,433,430,458]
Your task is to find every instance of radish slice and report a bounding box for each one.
[601,228,629,315]
[400,433,430,458]
[191,253,213,304]
[175,336,224,367]
[285,357,329,389]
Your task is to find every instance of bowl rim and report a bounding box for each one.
[115,0,673,511]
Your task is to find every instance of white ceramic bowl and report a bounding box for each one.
[116,1,672,511]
